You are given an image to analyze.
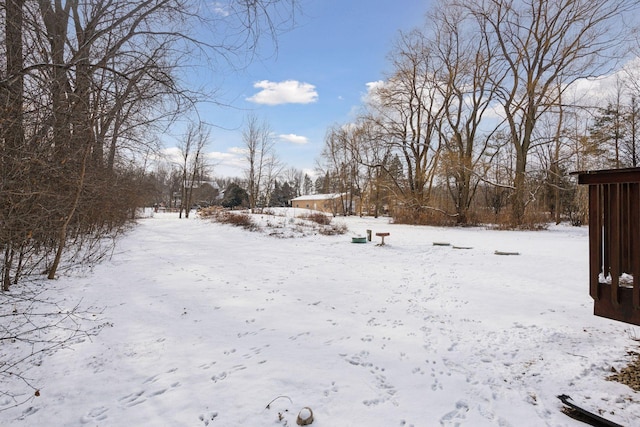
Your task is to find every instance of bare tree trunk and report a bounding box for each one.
[510,153,527,226]
[243,115,276,212]
[48,147,90,280]
[554,95,564,225]
[2,0,25,290]
[461,0,639,226]
[2,247,13,291]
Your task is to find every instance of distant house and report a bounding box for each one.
[290,193,358,215]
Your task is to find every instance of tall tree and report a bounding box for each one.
[1,0,300,286]
[429,2,499,224]
[460,0,640,226]
[1,0,25,290]
[178,122,211,218]
[319,123,366,216]
[302,173,314,195]
[242,114,278,212]
[368,30,445,215]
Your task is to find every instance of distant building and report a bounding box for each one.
[290,193,358,215]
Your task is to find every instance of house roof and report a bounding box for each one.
[291,193,344,201]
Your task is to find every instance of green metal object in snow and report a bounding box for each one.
[352,237,367,243]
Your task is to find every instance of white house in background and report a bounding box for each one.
[290,193,358,216]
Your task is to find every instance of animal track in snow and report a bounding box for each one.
[118,390,146,407]
[199,361,217,370]
[211,372,228,383]
[211,364,247,383]
[117,368,181,410]
[198,411,218,425]
[288,331,311,341]
[323,381,339,397]
[242,344,269,360]
[439,400,469,425]
[18,406,39,420]
[343,351,397,406]
[80,406,109,424]
[323,335,351,346]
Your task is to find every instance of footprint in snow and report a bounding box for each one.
[199,361,217,370]
[199,411,218,425]
[211,372,228,382]
[440,400,469,425]
[143,373,161,384]
[323,381,339,397]
[118,390,146,407]
[18,406,39,420]
[80,406,109,424]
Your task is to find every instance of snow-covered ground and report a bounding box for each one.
[1,210,639,426]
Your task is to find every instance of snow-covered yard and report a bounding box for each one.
[1,210,639,426]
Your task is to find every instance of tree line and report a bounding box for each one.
[1,0,299,404]
[151,0,640,228]
[0,0,297,288]
[315,0,640,227]
[7,0,640,293]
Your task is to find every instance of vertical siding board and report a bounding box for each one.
[610,183,620,307]
[603,185,611,285]
[633,183,640,310]
[589,184,600,300]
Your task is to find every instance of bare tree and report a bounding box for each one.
[1,0,300,286]
[459,0,640,226]
[281,167,304,196]
[318,126,351,215]
[429,2,500,224]
[351,118,394,217]
[242,114,279,212]
[368,30,446,215]
[178,122,211,218]
[1,0,26,290]
[0,0,299,406]
[0,289,103,407]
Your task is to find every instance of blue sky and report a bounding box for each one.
[172,0,433,178]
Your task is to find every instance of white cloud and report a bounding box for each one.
[246,80,318,105]
[361,80,385,104]
[160,146,181,161]
[279,134,309,145]
[227,146,248,156]
[365,80,385,92]
[210,2,230,17]
[207,151,239,162]
[206,149,246,177]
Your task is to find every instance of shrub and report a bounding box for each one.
[300,212,332,225]
[210,210,258,231]
[392,208,457,227]
[198,206,223,218]
[318,222,348,235]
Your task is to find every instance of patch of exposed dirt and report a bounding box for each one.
[608,350,640,392]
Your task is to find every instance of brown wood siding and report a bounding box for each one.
[577,168,640,325]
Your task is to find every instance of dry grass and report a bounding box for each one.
[205,209,259,231]
[200,208,348,237]
[298,212,332,225]
[392,209,457,227]
[317,222,348,235]
[608,350,640,392]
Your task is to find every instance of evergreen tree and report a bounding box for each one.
[303,174,314,195]
[221,183,248,208]
[270,180,296,206]
[589,103,626,168]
